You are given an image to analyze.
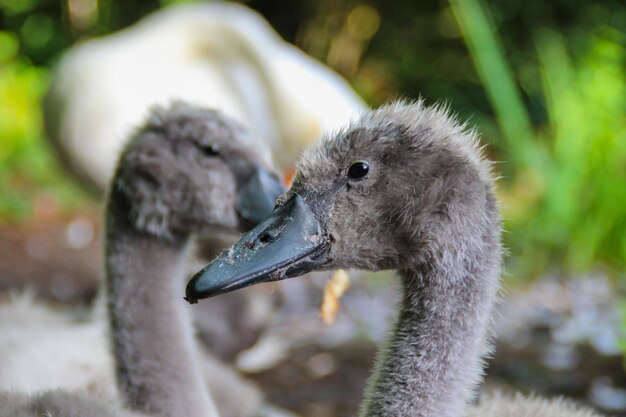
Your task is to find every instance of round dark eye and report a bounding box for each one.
[200,144,220,157]
[347,161,369,179]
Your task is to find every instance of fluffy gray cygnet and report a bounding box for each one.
[187,100,603,417]
[1,102,285,417]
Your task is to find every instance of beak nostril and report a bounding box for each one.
[258,230,277,244]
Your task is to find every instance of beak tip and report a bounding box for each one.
[185,271,211,304]
[183,295,198,305]
[184,281,199,304]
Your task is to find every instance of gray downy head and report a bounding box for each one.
[186,100,499,301]
[108,101,285,243]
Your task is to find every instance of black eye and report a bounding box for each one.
[199,144,220,157]
[347,161,370,180]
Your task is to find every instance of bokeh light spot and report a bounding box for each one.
[0,0,38,15]
[347,5,380,41]
[0,32,19,62]
[20,14,54,49]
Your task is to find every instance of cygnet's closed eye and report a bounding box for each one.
[347,161,370,180]
[196,143,220,157]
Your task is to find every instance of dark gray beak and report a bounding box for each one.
[235,167,285,228]
[186,194,331,303]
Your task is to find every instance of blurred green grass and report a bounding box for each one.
[0,41,86,220]
[451,0,626,277]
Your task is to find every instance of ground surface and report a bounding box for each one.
[1,213,624,417]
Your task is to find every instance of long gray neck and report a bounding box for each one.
[360,221,501,417]
[106,196,220,417]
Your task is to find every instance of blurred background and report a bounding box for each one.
[1,0,625,416]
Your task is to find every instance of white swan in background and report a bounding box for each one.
[44,1,365,192]
[0,103,297,417]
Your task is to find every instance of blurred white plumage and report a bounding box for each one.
[44,1,365,191]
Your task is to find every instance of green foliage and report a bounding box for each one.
[0,0,39,16]
[0,54,86,220]
[532,29,626,273]
[449,0,538,175]
[450,0,626,276]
